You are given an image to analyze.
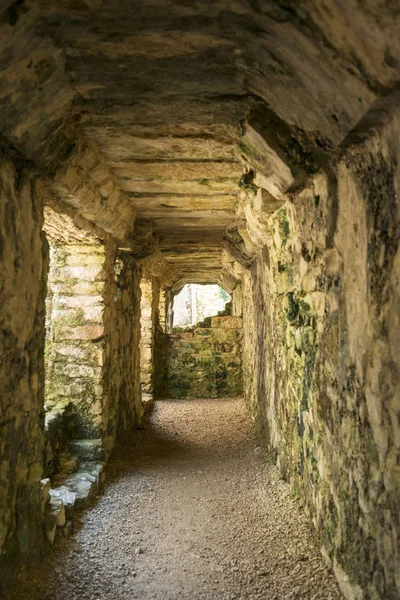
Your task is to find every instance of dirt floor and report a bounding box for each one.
[8,398,343,600]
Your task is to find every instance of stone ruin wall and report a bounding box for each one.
[1,111,399,600]
[240,107,400,599]
[101,248,143,453]
[0,156,48,586]
[0,3,399,598]
[156,316,243,400]
[0,160,146,591]
[45,240,106,439]
[44,212,144,457]
[139,277,155,400]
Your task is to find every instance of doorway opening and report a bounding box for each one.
[43,207,106,481]
[172,283,231,330]
[155,283,242,399]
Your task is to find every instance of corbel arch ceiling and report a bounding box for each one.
[0,0,399,284]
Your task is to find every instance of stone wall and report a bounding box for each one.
[0,155,48,591]
[240,107,400,599]
[0,179,145,591]
[139,277,154,398]
[158,287,167,333]
[102,251,143,452]
[45,239,106,439]
[44,209,144,458]
[156,316,243,399]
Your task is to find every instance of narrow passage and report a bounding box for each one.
[10,399,343,600]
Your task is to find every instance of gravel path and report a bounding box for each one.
[8,398,343,600]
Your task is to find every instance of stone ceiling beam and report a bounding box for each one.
[1,0,399,285]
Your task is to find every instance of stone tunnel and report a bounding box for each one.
[0,1,399,598]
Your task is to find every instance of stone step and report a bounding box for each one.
[42,461,105,545]
[49,486,77,520]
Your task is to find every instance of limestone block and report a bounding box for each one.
[61,166,81,192]
[86,462,105,485]
[54,362,101,379]
[65,253,105,267]
[50,487,77,520]
[52,343,101,361]
[40,478,51,513]
[142,392,154,408]
[211,316,242,329]
[66,246,104,256]
[70,282,105,296]
[241,126,294,200]
[73,480,94,504]
[57,324,104,341]
[90,164,109,184]
[99,180,116,198]
[58,264,104,281]
[45,494,66,528]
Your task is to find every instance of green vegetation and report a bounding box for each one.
[277,208,290,241]
[162,328,242,399]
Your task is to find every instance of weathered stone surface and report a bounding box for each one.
[57,324,105,341]
[2,1,398,285]
[102,251,143,452]
[156,326,243,399]
[45,238,106,438]
[211,316,242,329]
[70,439,103,462]
[238,103,400,600]
[47,494,66,528]
[62,463,104,507]
[44,227,144,451]
[1,3,400,597]
[50,485,76,509]
[44,522,57,546]
[44,491,67,543]
[40,479,51,513]
[51,139,137,244]
[139,277,156,396]
[44,402,80,479]
[0,156,48,592]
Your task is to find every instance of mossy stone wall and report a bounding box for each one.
[156,317,243,399]
[241,110,400,599]
[45,235,144,456]
[45,242,106,438]
[0,157,48,591]
[102,251,143,450]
